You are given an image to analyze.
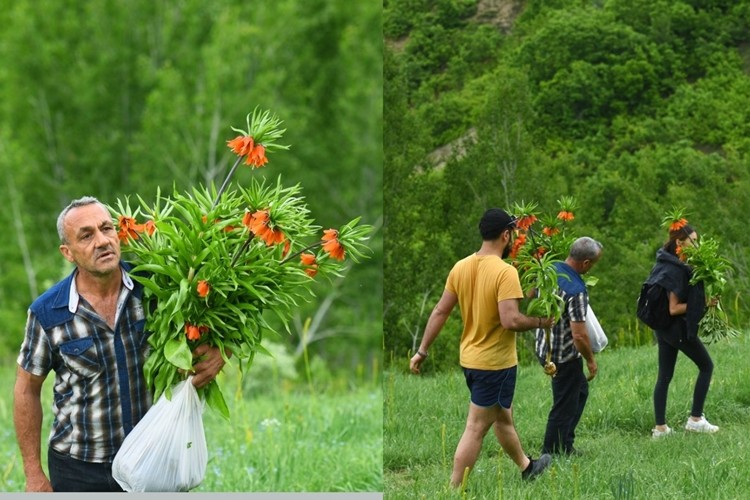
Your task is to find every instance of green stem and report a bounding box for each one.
[211,155,244,210]
[230,235,255,267]
[279,240,324,265]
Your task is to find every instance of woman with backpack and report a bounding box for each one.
[647,220,718,438]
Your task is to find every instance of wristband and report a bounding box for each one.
[417,350,428,359]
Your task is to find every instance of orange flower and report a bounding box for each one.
[557,211,575,221]
[245,144,268,168]
[197,280,211,298]
[542,226,559,237]
[185,323,201,341]
[535,247,547,259]
[282,239,291,257]
[322,229,345,261]
[144,220,156,236]
[117,215,146,243]
[669,218,688,232]
[227,135,255,156]
[510,233,527,259]
[300,252,318,276]
[516,215,537,231]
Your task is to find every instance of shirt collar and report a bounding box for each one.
[68,266,134,313]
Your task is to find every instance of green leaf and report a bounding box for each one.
[164,338,193,371]
[205,381,230,420]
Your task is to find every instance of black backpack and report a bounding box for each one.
[636,281,671,330]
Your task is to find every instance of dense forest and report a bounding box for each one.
[384,0,750,369]
[0,0,382,376]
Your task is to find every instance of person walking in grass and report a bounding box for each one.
[646,220,719,438]
[534,237,603,456]
[409,208,555,487]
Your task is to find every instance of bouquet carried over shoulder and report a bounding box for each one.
[664,209,741,344]
[114,108,373,415]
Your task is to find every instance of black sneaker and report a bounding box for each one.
[521,454,551,481]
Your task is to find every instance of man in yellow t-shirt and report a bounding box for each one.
[410,208,555,487]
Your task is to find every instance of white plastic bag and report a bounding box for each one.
[586,304,608,353]
[112,377,207,492]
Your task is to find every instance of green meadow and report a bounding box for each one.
[385,334,750,499]
[0,359,382,493]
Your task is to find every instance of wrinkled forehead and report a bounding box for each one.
[63,203,111,233]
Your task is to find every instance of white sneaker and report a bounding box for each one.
[652,425,672,438]
[685,415,719,433]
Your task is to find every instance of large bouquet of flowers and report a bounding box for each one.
[662,208,740,344]
[111,108,373,417]
[510,196,581,377]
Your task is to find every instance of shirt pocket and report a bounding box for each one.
[59,336,102,378]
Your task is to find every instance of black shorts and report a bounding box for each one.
[463,365,517,409]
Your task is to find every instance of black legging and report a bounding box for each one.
[653,334,714,426]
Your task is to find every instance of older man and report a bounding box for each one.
[14,196,225,492]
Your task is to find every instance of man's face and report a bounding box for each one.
[59,203,121,278]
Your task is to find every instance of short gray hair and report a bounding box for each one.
[569,236,603,261]
[57,196,106,243]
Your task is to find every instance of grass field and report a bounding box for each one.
[385,333,750,499]
[0,359,382,492]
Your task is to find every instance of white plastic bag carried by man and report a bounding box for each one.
[112,377,207,492]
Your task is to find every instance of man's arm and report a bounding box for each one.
[409,289,458,374]
[498,299,554,332]
[13,367,53,492]
[571,321,598,381]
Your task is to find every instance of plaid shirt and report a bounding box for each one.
[17,264,152,463]
[535,262,589,365]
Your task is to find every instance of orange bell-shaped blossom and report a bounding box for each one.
[117,215,146,243]
[669,218,688,232]
[185,323,201,341]
[557,211,575,221]
[227,135,255,156]
[245,144,268,168]
[510,232,527,259]
[516,215,537,231]
[300,252,318,277]
[542,226,559,237]
[322,229,345,261]
[197,280,211,298]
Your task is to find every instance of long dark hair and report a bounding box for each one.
[663,224,695,255]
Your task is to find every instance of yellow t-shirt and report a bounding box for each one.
[446,254,524,370]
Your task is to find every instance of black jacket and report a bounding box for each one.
[648,248,706,341]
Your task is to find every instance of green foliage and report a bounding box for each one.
[0,0,382,374]
[385,0,750,368]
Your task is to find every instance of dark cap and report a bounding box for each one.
[479,208,517,240]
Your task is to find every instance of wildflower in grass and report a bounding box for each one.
[322,229,345,260]
[197,280,211,298]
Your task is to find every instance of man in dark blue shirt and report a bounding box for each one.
[534,236,603,456]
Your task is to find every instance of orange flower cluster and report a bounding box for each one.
[197,280,211,298]
[117,216,155,244]
[542,226,560,237]
[185,323,209,341]
[557,211,575,221]
[669,218,688,232]
[322,229,345,261]
[516,215,537,231]
[510,232,527,259]
[227,135,268,168]
[243,209,286,246]
[300,252,318,277]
